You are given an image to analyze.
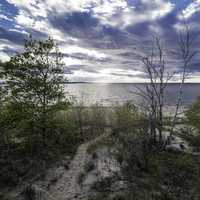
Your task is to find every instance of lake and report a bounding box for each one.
[65,83,200,106]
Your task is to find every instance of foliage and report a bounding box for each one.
[0,61,6,107]
[3,36,70,143]
[0,37,81,191]
[102,132,200,200]
[186,97,200,131]
[110,102,147,133]
[69,102,107,140]
[90,103,106,133]
[114,131,152,174]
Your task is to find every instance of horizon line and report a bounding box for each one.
[66,82,200,84]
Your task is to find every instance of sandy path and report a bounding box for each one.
[47,141,90,200]
[7,133,109,200]
[45,133,109,200]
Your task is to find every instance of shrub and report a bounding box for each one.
[186,97,200,131]
[90,103,106,132]
[110,102,147,133]
[77,171,86,185]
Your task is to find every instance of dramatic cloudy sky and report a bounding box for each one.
[0,0,200,82]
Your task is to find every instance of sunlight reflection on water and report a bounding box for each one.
[65,83,200,106]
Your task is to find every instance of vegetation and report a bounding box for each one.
[3,36,69,146]
[88,121,200,200]
[0,25,199,200]
[85,25,200,200]
[186,97,200,131]
[114,130,200,200]
[0,37,80,190]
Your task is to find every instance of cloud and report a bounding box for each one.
[67,68,147,83]
[7,0,175,32]
[0,38,23,61]
[15,10,34,26]
[6,0,47,18]
[0,14,13,21]
[0,51,10,61]
[0,27,27,44]
[1,0,200,82]
[178,0,200,19]
[60,45,107,60]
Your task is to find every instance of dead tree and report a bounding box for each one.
[138,37,173,145]
[170,24,197,137]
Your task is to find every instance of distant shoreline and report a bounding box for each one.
[64,82,200,84]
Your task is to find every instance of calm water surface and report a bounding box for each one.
[65,83,200,106]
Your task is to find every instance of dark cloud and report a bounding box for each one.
[49,12,100,39]
[0,27,26,44]
[0,0,200,81]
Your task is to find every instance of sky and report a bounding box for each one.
[0,0,200,83]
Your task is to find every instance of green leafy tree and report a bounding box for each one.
[0,61,4,138]
[0,60,6,108]
[0,61,10,153]
[4,36,69,146]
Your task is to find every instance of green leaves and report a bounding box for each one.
[186,97,200,130]
[3,36,68,134]
[0,61,6,108]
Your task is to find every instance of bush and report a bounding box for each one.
[90,103,106,133]
[69,102,107,139]
[0,106,81,189]
[186,97,200,131]
[114,131,152,176]
[110,102,147,133]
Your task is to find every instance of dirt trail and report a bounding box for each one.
[47,140,91,200]
[41,133,109,200]
[7,133,110,200]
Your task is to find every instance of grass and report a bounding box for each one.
[77,171,86,185]
[86,133,114,154]
[89,150,200,200]
[87,122,200,200]
[1,101,200,200]
[0,110,82,194]
[0,102,110,193]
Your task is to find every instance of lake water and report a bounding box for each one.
[65,83,200,106]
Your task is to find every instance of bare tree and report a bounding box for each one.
[137,24,196,146]
[138,37,173,145]
[170,24,197,137]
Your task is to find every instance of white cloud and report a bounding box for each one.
[14,10,66,41]
[63,57,83,66]
[44,0,93,13]
[174,21,200,32]
[178,0,200,20]
[64,0,173,28]
[0,51,10,61]
[60,45,107,60]
[7,0,47,18]
[4,0,197,83]
[0,43,13,61]
[9,28,29,35]
[99,68,144,76]
[15,10,35,27]
[118,0,174,28]
[0,41,14,62]
[68,69,147,83]
[0,14,12,21]
[0,39,22,51]
[0,39,24,61]
[7,0,175,32]
[147,0,174,19]
[186,74,200,83]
